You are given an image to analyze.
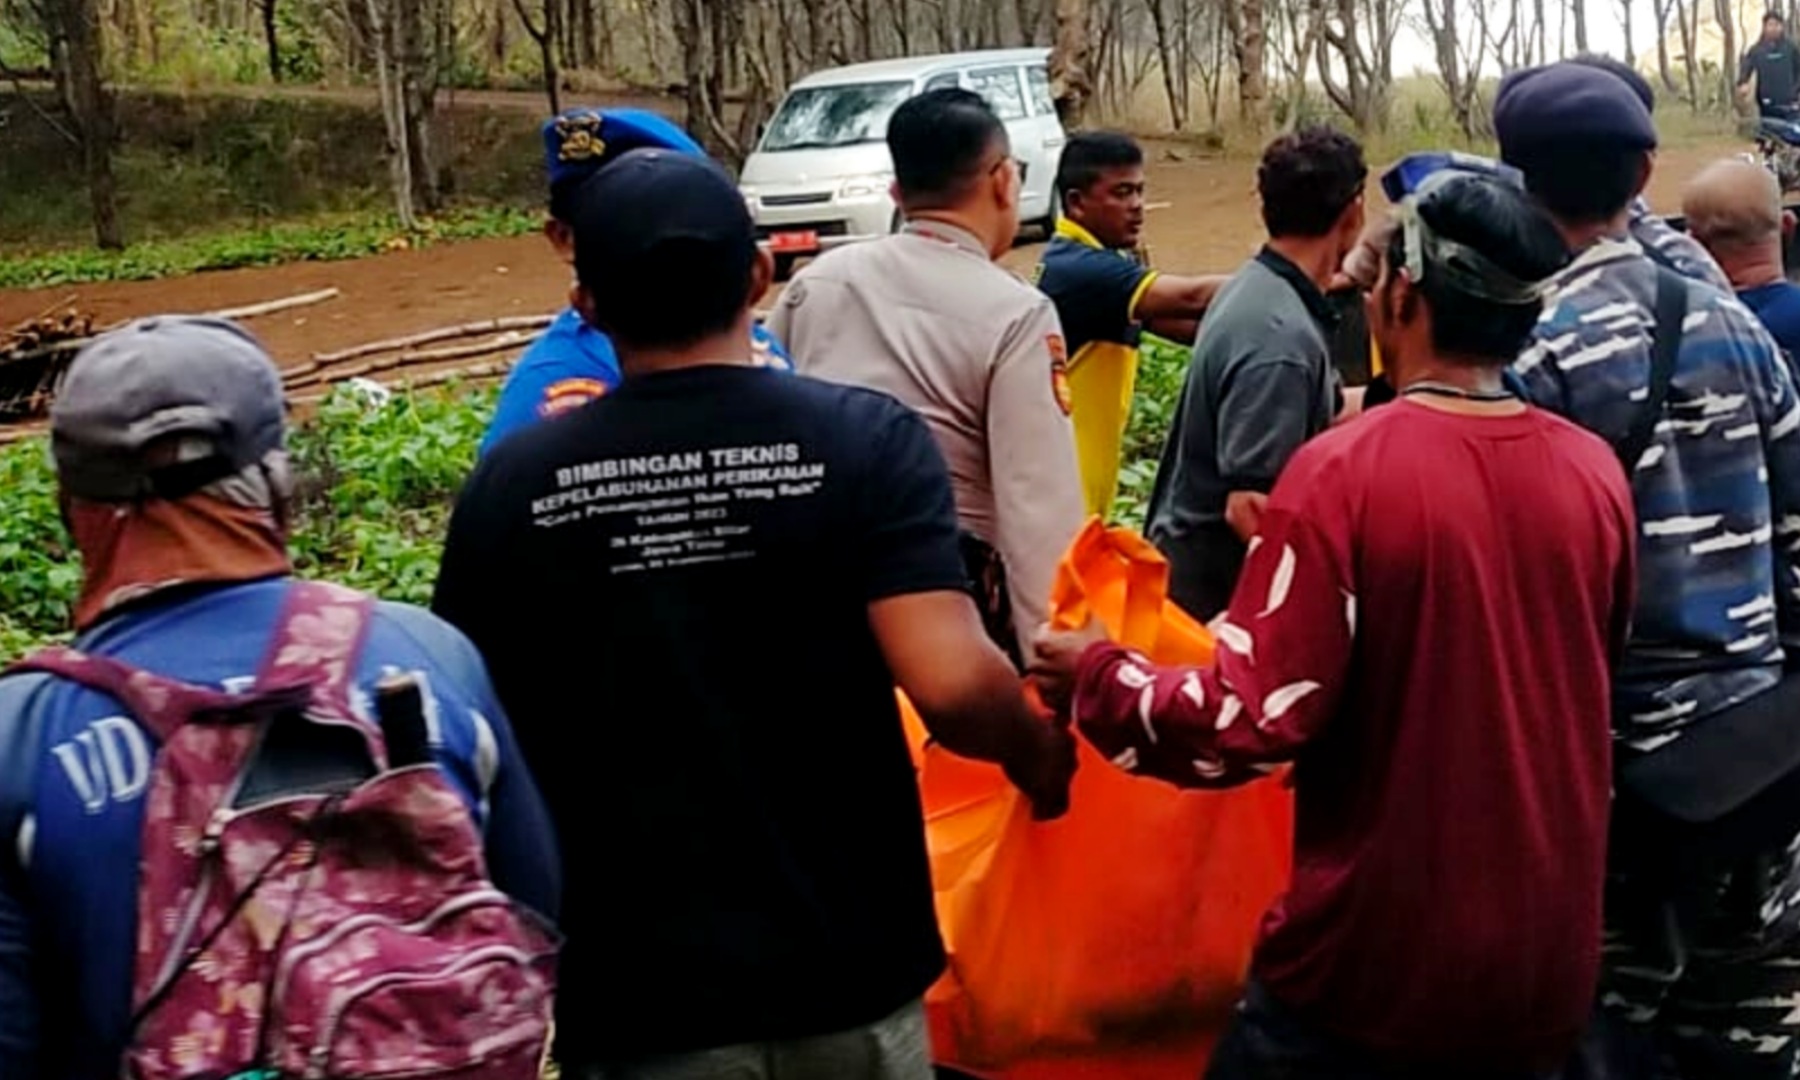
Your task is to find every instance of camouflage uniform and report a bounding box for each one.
[1519,235,1800,1078]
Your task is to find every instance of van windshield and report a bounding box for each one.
[760,81,913,152]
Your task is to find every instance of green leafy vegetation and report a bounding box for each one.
[0,207,540,289]
[0,346,1198,663]
[0,382,499,663]
[1115,334,1189,531]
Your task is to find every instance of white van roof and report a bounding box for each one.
[791,47,1051,89]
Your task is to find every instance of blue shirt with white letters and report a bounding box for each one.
[0,576,559,1080]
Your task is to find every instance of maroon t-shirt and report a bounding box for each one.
[1074,399,1636,1069]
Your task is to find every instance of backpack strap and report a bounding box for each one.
[1615,266,1690,476]
[1,648,239,745]
[254,580,376,709]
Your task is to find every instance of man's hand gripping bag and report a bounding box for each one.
[898,519,1294,1078]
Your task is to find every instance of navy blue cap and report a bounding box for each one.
[571,148,755,273]
[543,107,705,190]
[1494,62,1659,160]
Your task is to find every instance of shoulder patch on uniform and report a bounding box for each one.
[1048,333,1073,416]
[784,280,807,307]
[538,377,607,417]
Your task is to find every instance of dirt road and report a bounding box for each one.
[0,139,1750,375]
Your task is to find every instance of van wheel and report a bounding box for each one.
[774,254,800,282]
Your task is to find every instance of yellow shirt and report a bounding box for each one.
[1031,218,1159,518]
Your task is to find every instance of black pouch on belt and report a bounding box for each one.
[959,531,1023,673]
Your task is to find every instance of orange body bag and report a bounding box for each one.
[900,519,1294,1078]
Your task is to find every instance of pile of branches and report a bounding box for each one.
[0,298,93,424]
[0,287,343,442]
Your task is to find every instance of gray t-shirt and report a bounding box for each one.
[1146,249,1341,618]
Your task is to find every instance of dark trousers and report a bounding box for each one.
[1204,982,1564,1080]
[1572,806,1800,1080]
[1161,523,1244,624]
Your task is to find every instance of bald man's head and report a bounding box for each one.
[1683,158,1783,253]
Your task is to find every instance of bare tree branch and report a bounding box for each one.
[0,56,79,146]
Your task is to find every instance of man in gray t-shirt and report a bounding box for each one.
[1147,128,1364,619]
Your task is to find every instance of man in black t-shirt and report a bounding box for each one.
[431,149,1076,1080]
[1741,11,1800,118]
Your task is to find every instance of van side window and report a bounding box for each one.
[1026,66,1055,116]
[925,72,961,91]
[968,66,1028,121]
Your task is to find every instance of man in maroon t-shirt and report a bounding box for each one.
[1033,171,1637,1076]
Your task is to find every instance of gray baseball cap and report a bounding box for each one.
[50,315,286,502]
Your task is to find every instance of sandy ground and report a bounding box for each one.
[0,138,1751,383]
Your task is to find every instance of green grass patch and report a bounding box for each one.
[0,206,541,289]
[0,381,500,662]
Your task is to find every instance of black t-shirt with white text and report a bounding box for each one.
[432,364,966,1063]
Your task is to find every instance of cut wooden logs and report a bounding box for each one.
[307,314,554,366]
[286,331,531,388]
[204,287,341,323]
[286,361,515,408]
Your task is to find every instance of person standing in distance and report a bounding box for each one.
[1741,11,1800,119]
[432,148,1076,1080]
[1498,61,1800,1078]
[1145,126,1366,621]
[480,107,792,458]
[1031,130,1229,518]
[767,88,1085,665]
[1032,170,1630,1078]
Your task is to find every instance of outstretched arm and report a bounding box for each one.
[1033,492,1354,787]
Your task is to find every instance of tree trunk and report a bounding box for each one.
[260,0,281,80]
[367,0,416,229]
[1014,0,1040,42]
[574,0,595,68]
[890,0,913,52]
[555,0,576,68]
[489,0,509,68]
[679,0,740,161]
[1619,0,1634,65]
[49,0,121,249]
[643,0,666,83]
[1227,0,1268,133]
[1570,0,1587,53]
[1652,0,1676,90]
[397,0,439,212]
[707,0,729,115]
[595,0,614,72]
[1715,0,1737,110]
[512,0,561,113]
[1147,0,1186,130]
[1049,0,1092,126]
[1675,0,1699,104]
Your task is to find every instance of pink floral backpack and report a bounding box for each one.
[7,579,560,1080]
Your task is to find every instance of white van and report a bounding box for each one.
[739,47,1067,278]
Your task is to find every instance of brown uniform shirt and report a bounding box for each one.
[767,219,1087,652]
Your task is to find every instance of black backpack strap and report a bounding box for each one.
[1616,267,1689,475]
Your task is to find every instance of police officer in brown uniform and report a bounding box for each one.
[767,88,1086,664]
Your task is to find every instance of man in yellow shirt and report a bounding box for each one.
[1032,132,1227,517]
